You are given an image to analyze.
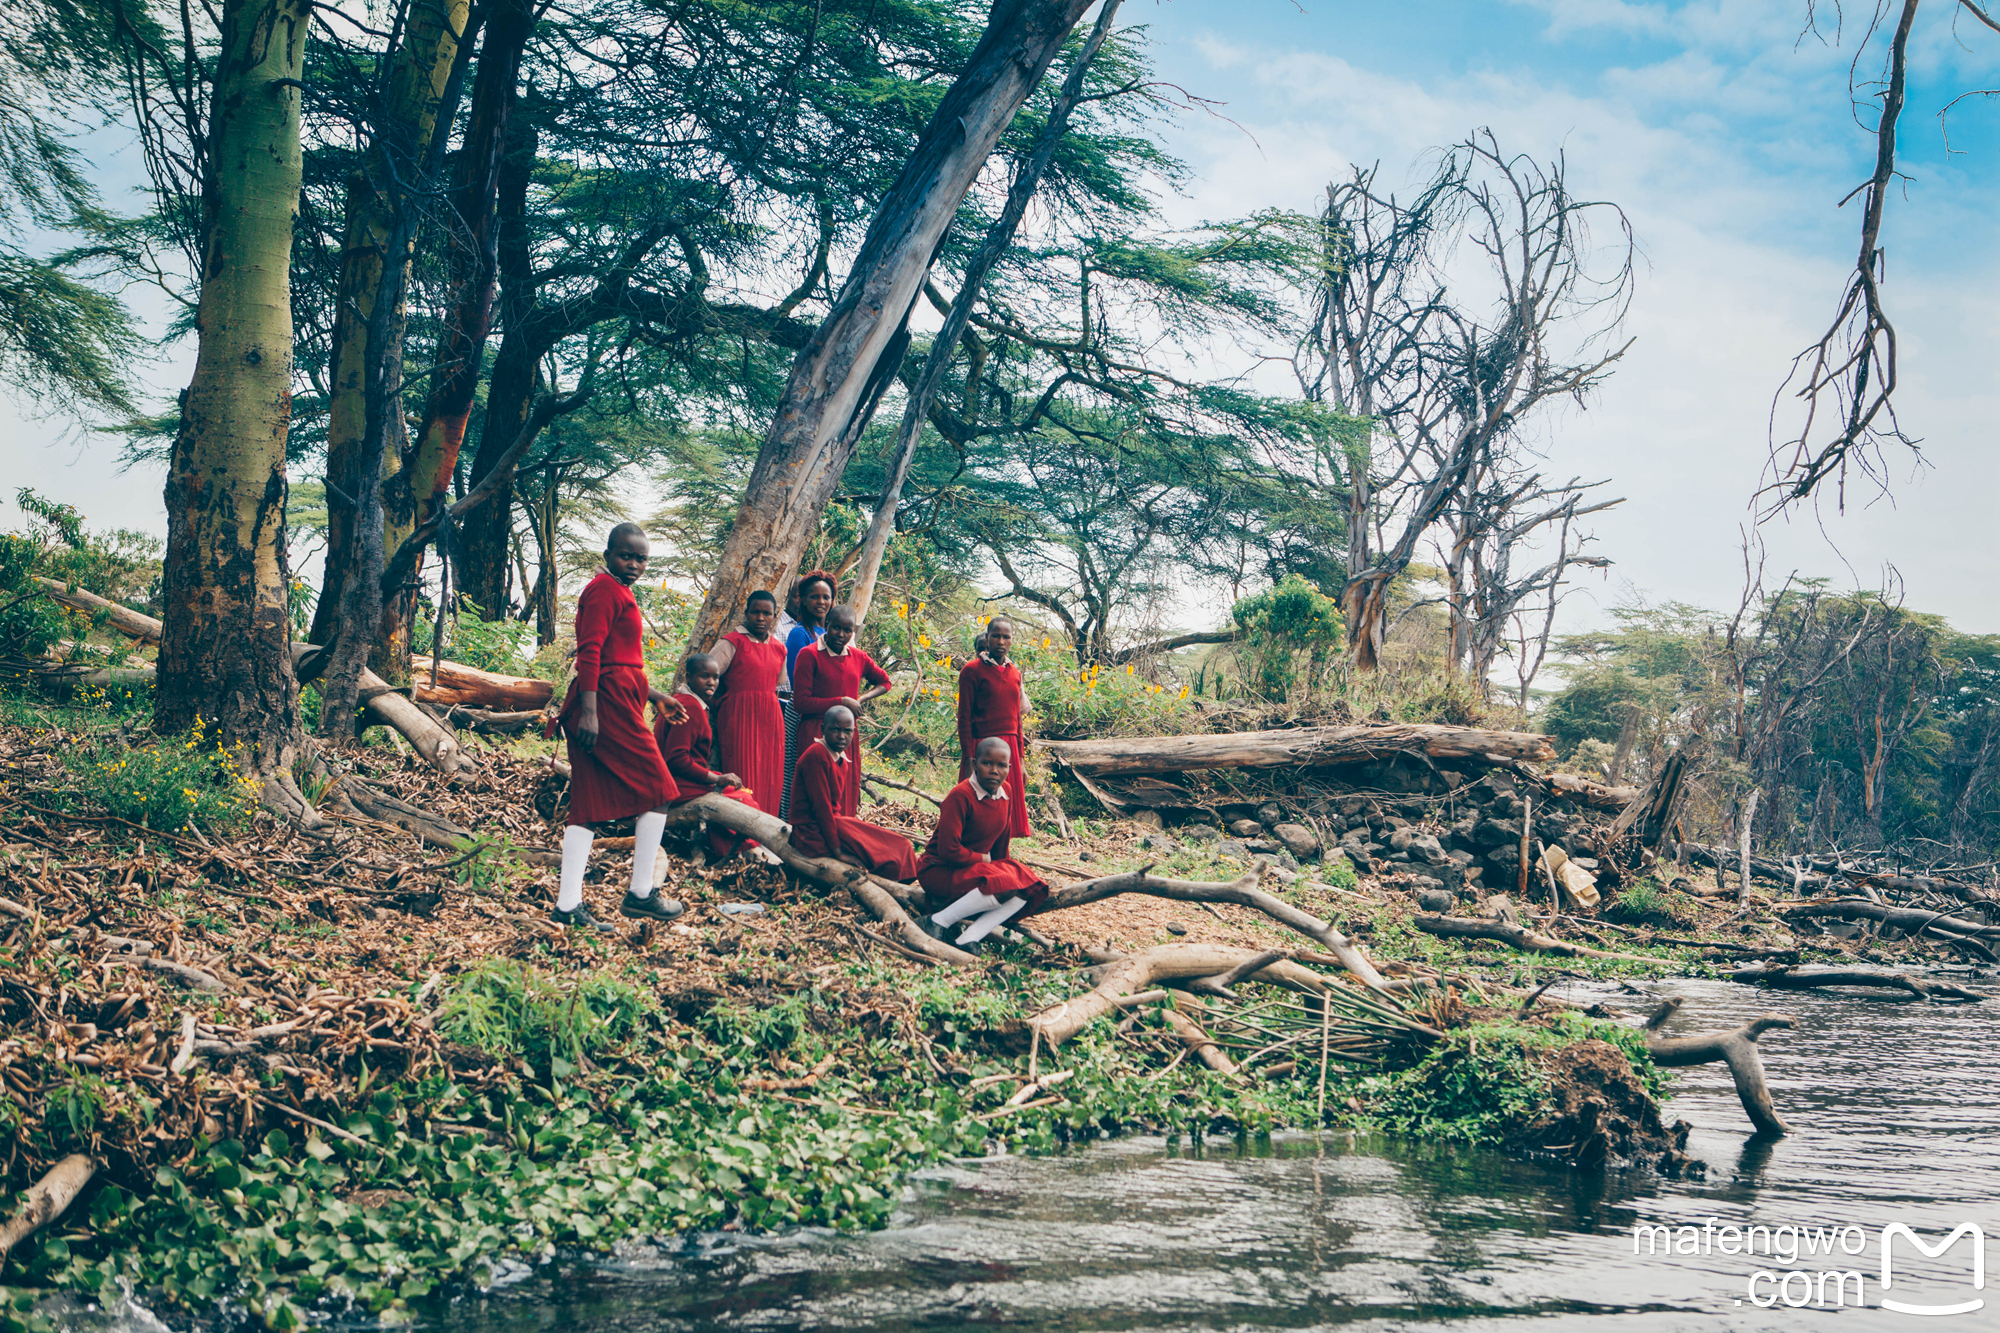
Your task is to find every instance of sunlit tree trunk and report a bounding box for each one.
[156,0,310,804]
[684,0,1100,655]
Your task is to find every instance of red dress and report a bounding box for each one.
[555,573,673,825]
[654,692,751,858]
[791,742,918,880]
[917,778,1047,913]
[713,630,786,816]
[792,641,890,814]
[956,654,1031,837]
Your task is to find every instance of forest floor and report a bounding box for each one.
[0,707,1986,1331]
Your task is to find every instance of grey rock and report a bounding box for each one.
[1165,922,1188,936]
[1414,887,1456,914]
[1271,822,1320,860]
[1217,838,1250,858]
[1474,818,1523,848]
[1180,823,1220,842]
[1406,833,1449,865]
[1244,838,1279,855]
[1337,796,1368,817]
[1137,833,1178,854]
[1388,851,1412,862]
[1131,808,1166,830]
[1228,818,1264,838]
[1256,802,1285,828]
[1447,848,1475,866]
[1388,827,1418,852]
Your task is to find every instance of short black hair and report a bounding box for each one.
[746,589,778,609]
[686,652,719,676]
[606,521,646,549]
[986,615,1015,636]
[827,606,857,629]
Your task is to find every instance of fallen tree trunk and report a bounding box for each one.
[1413,914,1661,964]
[661,793,972,966]
[1040,723,1553,778]
[31,582,461,772]
[1041,867,1388,991]
[1158,1004,1238,1074]
[1778,899,2000,941]
[1028,943,1346,1047]
[1728,965,1983,1002]
[1675,842,1998,904]
[1646,1013,1794,1136]
[411,659,552,710]
[0,1154,97,1260]
[1543,772,1640,810]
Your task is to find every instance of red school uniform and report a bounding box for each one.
[956,653,1032,837]
[712,630,786,816]
[792,640,890,813]
[653,692,752,859]
[916,777,1048,913]
[789,742,918,880]
[554,572,673,825]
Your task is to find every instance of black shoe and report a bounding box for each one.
[551,903,618,934]
[621,890,685,923]
[919,915,952,942]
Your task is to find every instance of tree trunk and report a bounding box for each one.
[1040,723,1554,777]
[309,0,472,649]
[156,0,310,799]
[456,112,541,620]
[847,0,1121,623]
[382,0,535,675]
[684,0,1100,654]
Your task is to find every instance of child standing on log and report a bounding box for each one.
[956,616,1032,837]
[549,523,687,931]
[792,606,892,815]
[708,590,787,816]
[790,705,918,880]
[777,571,837,819]
[919,737,1048,947]
[654,652,754,862]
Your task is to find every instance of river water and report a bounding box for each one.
[416,976,2000,1332]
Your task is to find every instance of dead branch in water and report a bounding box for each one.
[1647,1013,1795,1136]
[1729,965,1982,1003]
[1413,914,1660,964]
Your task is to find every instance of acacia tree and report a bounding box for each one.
[1296,133,1634,670]
[151,0,311,805]
[681,0,1104,655]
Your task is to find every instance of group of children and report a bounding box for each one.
[548,524,1049,950]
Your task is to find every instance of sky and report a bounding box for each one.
[6,0,1997,638]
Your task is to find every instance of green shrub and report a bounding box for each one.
[436,960,656,1075]
[1229,574,1345,703]
[1606,879,1697,929]
[59,716,258,834]
[411,598,534,674]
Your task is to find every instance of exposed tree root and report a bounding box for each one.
[1646,1012,1795,1136]
[0,1154,97,1260]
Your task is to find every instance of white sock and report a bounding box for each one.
[956,896,1027,945]
[557,825,593,912]
[629,811,667,897]
[930,889,1001,928]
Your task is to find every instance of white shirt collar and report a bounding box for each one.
[821,741,848,765]
[973,777,1006,800]
[821,638,851,657]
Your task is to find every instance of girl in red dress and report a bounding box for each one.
[549,524,687,932]
[791,606,893,814]
[707,590,787,816]
[956,616,1033,837]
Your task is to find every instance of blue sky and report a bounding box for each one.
[7,0,1997,635]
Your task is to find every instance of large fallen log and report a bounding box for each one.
[1674,842,1999,904]
[1729,965,1983,1003]
[1040,723,1553,778]
[662,793,973,966]
[411,659,552,711]
[31,581,462,773]
[1028,943,1350,1046]
[1413,913,1662,964]
[1778,899,2000,941]
[1041,867,1388,991]
[0,1153,97,1260]
[1645,1010,1794,1136]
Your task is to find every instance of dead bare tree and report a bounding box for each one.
[1296,130,1634,670]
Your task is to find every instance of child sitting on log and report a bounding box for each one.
[918,736,1048,947]
[654,652,753,862]
[791,606,893,816]
[789,705,918,880]
[956,616,1032,838]
[548,522,687,931]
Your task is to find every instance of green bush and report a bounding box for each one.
[1606,879,1698,929]
[436,960,656,1075]
[59,716,258,834]
[1229,574,1345,702]
[411,598,534,674]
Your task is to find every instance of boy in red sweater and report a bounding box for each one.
[550,523,686,931]
[956,616,1032,837]
[654,652,752,862]
[918,737,1048,947]
[789,705,918,879]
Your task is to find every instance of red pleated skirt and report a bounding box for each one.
[561,665,674,825]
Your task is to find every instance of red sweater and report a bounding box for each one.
[792,643,890,720]
[919,778,1015,870]
[573,572,646,692]
[790,741,855,858]
[655,692,720,802]
[957,654,1023,751]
